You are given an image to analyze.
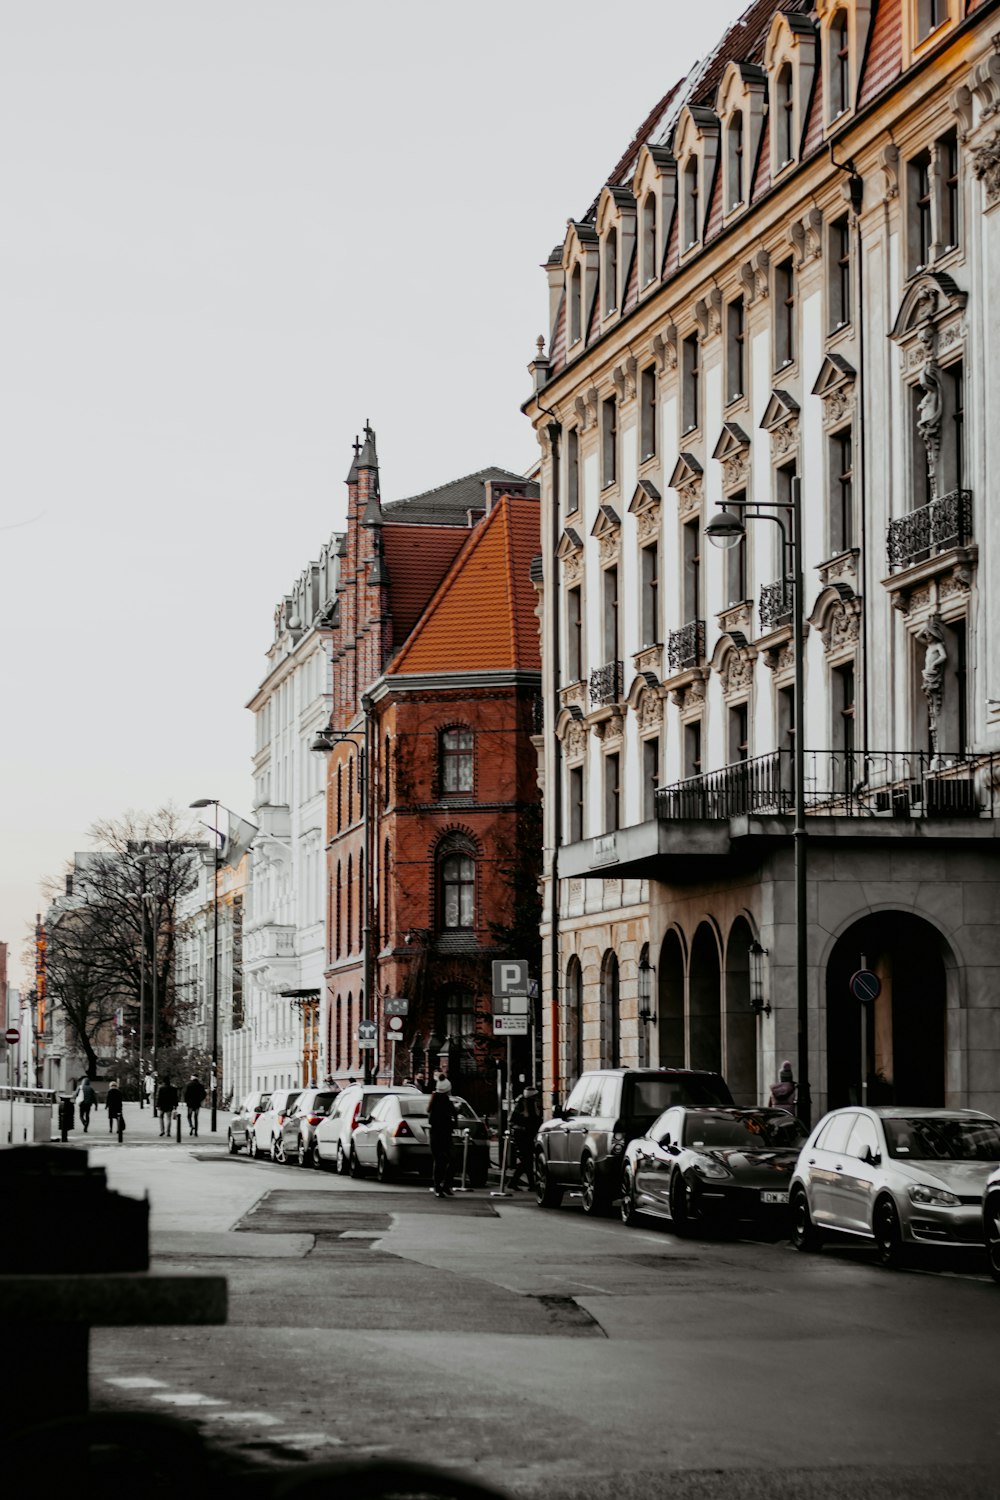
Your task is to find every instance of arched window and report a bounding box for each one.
[347,756,354,824]
[336,764,343,831]
[566,955,584,1084]
[776,64,794,166]
[346,854,353,953]
[640,193,656,286]
[335,860,342,958]
[440,727,473,795]
[604,227,618,315]
[682,157,699,249]
[727,112,744,210]
[570,263,582,344]
[601,950,621,1068]
[345,992,353,1071]
[830,9,850,117]
[383,734,391,807]
[445,986,477,1080]
[359,849,365,947]
[335,995,342,1069]
[440,849,475,931]
[382,837,391,946]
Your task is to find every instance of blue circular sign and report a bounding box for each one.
[850,969,881,1003]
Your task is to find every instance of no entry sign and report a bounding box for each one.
[4,1028,18,1045]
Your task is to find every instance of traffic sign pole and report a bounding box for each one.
[5,1028,18,1145]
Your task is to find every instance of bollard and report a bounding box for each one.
[490,1130,513,1198]
[453,1129,472,1192]
[175,1110,181,1144]
[117,1114,125,1144]
[58,1096,74,1143]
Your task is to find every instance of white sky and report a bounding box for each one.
[0,0,746,982]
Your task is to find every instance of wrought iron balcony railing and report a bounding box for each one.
[666,619,706,673]
[655,749,993,822]
[887,489,973,572]
[758,578,794,632]
[589,659,623,707]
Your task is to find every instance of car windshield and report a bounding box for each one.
[884,1115,1000,1161]
[681,1111,805,1150]
[631,1075,731,1120]
[312,1093,338,1113]
[400,1099,431,1117]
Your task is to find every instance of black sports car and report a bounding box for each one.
[619,1106,808,1236]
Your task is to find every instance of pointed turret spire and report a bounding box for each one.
[357,422,378,474]
[346,434,361,483]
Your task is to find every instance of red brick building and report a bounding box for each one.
[319,428,541,1108]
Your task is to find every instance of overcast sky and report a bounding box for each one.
[0,0,746,983]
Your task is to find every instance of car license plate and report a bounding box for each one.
[760,1190,788,1204]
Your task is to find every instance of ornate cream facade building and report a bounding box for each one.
[526,0,1000,1122]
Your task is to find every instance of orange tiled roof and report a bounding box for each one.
[389,497,541,676]
[382,524,470,648]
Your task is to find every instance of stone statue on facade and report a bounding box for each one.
[918,616,948,767]
[916,351,944,503]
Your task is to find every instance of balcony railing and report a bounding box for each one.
[666,619,706,673]
[887,489,973,572]
[589,660,623,707]
[655,749,993,821]
[759,578,794,632]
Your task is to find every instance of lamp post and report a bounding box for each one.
[190,799,221,1132]
[706,476,810,1126]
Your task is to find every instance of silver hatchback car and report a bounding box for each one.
[790,1106,1000,1267]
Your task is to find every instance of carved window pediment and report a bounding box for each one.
[812,353,856,427]
[668,451,704,515]
[760,388,801,432]
[712,421,752,492]
[556,527,584,560]
[628,478,662,514]
[590,505,622,540]
[889,270,967,346]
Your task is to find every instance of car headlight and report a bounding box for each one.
[908,1183,961,1207]
[692,1157,730,1179]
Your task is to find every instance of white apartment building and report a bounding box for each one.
[244,533,340,1094]
[526,0,1000,1123]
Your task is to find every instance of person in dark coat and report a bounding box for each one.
[183,1075,207,1136]
[156,1077,179,1136]
[427,1077,456,1198]
[769,1060,797,1111]
[105,1079,124,1135]
[75,1076,97,1133]
[508,1086,542,1191]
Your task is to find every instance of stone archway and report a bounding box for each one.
[657,929,685,1067]
[826,911,948,1108]
[724,916,757,1105]
[690,922,722,1074]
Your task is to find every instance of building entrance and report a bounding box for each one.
[826,912,947,1109]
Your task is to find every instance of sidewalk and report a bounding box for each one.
[64,1103,233,1147]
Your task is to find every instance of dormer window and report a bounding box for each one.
[641,193,657,286]
[727,113,744,210]
[830,9,849,116]
[570,263,582,344]
[682,157,700,249]
[776,64,794,166]
[604,228,618,315]
[918,0,947,38]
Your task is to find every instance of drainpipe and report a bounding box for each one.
[545,417,562,1110]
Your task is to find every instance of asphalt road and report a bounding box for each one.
[88,1137,1000,1499]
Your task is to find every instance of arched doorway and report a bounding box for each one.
[826,912,948,1108]
[690,922,721,1074]
[565,955,583,1086]
[724,917,757,1105]
[657,929,684,1067]
[601,951,620,1067]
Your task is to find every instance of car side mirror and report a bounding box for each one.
[862,1145,881,1166]
[657,1132,671,1148]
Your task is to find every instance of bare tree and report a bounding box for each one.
[43,807,202,1079]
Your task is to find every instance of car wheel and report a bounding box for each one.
[376,1147,392,1183]
[620,1166,639,1227]
[349,1144,363,1178]
[790,1185,822,1252]
[985,1192,1000,1283]
[580,1154,606,1216]
[874,1195,907,1269]
[251,1134,262,1160]
[227,1129,238,1156]
[669,1172,694,1236]
[534,1152,563,1208]
[271,1135,286,1165]
[298,1137,314,1169]
[313,1139,326,1171]
[335,1141,349,1176]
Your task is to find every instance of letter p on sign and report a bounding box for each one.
[492,960,529,1013]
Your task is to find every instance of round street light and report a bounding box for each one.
[705,507,747,550]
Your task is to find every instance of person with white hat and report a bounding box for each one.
[427,1076,456,1197]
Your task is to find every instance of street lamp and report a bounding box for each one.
[748,939,771,1017]
[190,799,221,1132]
[637,949,655,1025]
[706,477,810,1126]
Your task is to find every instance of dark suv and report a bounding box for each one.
[535,1068,733,1214]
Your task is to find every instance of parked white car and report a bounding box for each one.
[313,1084,422,1174]
[250,1088,303,1162]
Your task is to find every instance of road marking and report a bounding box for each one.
[152,1391,227,1407]
[282,1431,340,1446]
[540,1273,612,1294]
[104,1376,169,1389]
[207,1410,285,1427]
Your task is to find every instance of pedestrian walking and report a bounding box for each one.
[508,1085,541,1192]
[156,1076,179,1136]
[428,1076,456,1198]
[75,1076,97,1133]
[105,1079,125,1138]
[143,1072,156,1110]
[769,1060,797,1112]
[183,1075,207,1136]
